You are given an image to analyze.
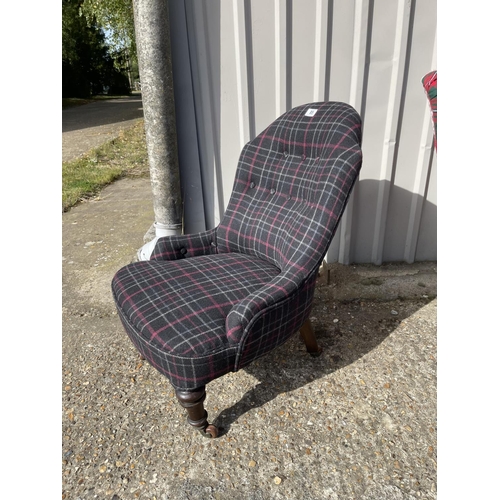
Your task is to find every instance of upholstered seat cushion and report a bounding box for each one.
[112,252,281,388]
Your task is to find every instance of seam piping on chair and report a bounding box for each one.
[117,307,237,359]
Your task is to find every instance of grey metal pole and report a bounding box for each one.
[132,0,183,260]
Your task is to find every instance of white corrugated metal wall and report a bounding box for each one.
[168,0,437,264]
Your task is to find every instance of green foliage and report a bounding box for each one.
[62,0,132,97]
[80,0,136,61]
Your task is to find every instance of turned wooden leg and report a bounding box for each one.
[299,319,323,357]
[175,386,219,438]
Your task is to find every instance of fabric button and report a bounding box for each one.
[250,182,255,188]
[302,154,306,160]
[283,151,289,158]
[270,188,276,194]
[210,241,216,247]
[180,247,187,255]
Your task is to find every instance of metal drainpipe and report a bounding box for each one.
[132,0,183,260]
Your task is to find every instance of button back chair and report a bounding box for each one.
[112,101,363,437]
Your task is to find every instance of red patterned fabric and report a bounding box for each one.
[422,71,437,150]
[112,101,363,391]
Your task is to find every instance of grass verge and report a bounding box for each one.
[62,119,149,212]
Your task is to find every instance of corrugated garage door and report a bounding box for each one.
[168,0,437,264]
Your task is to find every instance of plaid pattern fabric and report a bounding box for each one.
[113,253,280,388]
[112,101,362,391]
[422,71,437,150]
[235,272,318,369]
[218,101,362,271]
[149,227,218,261]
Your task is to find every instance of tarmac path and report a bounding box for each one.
[62,93,144,162]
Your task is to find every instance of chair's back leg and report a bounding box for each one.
[175,387,219,438]
[299,319,323,357]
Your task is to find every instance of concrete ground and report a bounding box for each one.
[62,176,437,499]
[62,94,144,162]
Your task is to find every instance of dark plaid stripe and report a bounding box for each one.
[112,101,363,390]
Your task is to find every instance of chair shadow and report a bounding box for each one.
[212,296,427,436]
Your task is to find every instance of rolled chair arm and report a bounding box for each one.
[150,227,218,261]
[226,269,317,368]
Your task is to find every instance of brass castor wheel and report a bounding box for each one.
[200,424,219,438]
[309,347,323,357]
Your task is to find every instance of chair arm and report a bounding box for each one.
[226,268,310,343]
[150,227,218,261]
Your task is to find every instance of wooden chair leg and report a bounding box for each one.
[299,318,323,357]
[175,386,219,438]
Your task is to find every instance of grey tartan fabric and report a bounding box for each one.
[112,101,362,390]
[113,253,280,388]
[149,228,218,261]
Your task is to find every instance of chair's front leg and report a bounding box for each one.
[175,387,219,438]
[299,319,323,357]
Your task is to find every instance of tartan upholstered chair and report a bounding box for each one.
[112,101,363,437]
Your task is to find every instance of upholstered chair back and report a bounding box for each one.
[217,102,362,277]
